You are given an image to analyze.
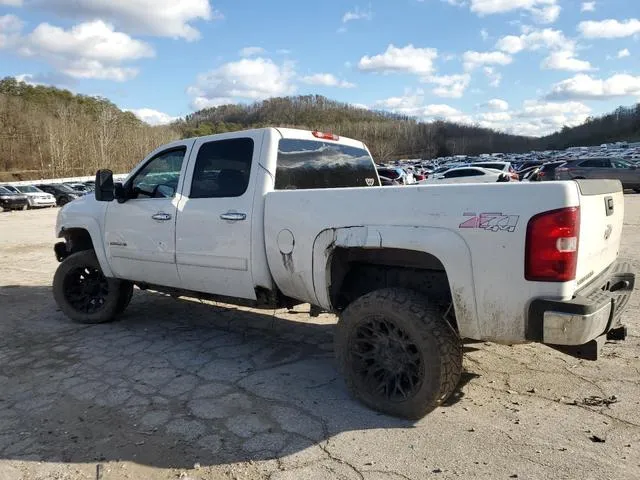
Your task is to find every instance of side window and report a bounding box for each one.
[579,159,609,168]
[131,147,186,199]
[612,160,631,169]
[190,138,254,199]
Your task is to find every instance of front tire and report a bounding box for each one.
[335,288,462,419]
[53,250,127,324]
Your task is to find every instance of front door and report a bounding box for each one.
[175,132,263,300]
[104,143,192,287]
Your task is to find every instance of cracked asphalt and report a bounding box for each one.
[1,200,640,480]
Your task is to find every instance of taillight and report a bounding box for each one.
[525,207,580,282]
[312,130,339,141]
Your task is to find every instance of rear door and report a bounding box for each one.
[175,132,263,300]
[574,180,624,285]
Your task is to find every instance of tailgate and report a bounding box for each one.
[575,179,624,286]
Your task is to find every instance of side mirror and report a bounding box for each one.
[95,169,114,202]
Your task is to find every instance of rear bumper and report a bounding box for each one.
[527,261,635,359]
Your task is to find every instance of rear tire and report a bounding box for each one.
[53,250,127,324]
[335,288,462,419]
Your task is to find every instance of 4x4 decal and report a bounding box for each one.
[459,212,519,232]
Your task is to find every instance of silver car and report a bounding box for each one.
[554,158,640,192]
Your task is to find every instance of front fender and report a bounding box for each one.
[312,226,480,340]
[56,200,113,278]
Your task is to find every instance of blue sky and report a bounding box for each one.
[0,0,638,136]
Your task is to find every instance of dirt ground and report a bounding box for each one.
[0,200,639,480]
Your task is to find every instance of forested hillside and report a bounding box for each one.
[539,104,640,150]
[1,75,639,181]
[176,95,537,161]
[0,77,178,181]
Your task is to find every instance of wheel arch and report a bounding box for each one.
[312,226,480,339]
[57,220,113,277]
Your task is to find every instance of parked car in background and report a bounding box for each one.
[34,184,81,206]
[0,186,29,211]
[423,166,511,184]
[529,161,567,182]
[378,176,400,186]
[470,161,519,181]
[13,185,57,209]
[554,158,640,192]
[376,167,414,185]
[64,182,91,195]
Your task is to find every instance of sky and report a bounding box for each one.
[0,0,638,137]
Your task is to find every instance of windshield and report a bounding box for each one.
[275,139,379,189]
[0,186,11,194]
[53,184,76,193]
[16,186,41,193]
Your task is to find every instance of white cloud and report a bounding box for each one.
[546,73,640,100]
[126,108,179,125]
[301,73,355,88]
[483,66,502,87]
[239,46,266,57]
[188,57,296,110]
[469,0,561,24]
[0,0,23,6]
[480,28,489,40]
[618,48,631,58]
[542,50,593,72]
[0,14,23,48]
[276,49,292,55]
[358,44,438,75]
[17,20,154,81]
[484,98,509,111]
[581,2,595,12]
[495,28,568,54]
[519,99,591,117]
[342,6,373,23]
[579,19,640,39]
[26,0,216,41]
[463,50,512,70]
[530,4,560,24]
[375,89,424,110]
[422,73,471,98]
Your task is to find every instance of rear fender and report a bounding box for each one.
[313,226,480,339]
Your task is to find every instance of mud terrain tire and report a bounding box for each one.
[53,250,126,324]
[335,288,462,419]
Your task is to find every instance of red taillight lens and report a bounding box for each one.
[312,130,339,141]
[525,207,580,282]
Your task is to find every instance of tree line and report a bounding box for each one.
[1,76,639,181]
[0,77,178,182]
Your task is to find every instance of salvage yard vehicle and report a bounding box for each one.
[13,185,57,209]
[0,186,29,211]
[423,166,511,184]
[35,184,81,206]
[52,127,635,419]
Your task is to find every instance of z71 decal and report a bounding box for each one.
[459,212,519,232]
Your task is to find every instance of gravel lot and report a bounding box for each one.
[1,201,639,480]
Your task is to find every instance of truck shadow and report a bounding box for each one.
[0,285,482,469]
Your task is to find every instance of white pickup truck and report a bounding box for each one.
[53,127,634,419]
